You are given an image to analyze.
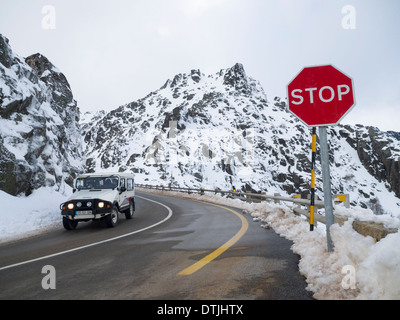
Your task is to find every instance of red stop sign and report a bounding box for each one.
[287,65,355,126]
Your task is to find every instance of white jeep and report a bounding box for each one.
[61,172,135,230]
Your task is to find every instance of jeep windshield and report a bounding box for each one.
[75,176,119,190]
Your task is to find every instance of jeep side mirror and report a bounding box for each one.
[120,186,126,193]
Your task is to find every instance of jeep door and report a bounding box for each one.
[118,177,127,206]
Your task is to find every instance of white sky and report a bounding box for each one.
[1,0,399,131]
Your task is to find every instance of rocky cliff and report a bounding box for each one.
[0,34,83,196]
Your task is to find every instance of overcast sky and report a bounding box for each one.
[1,0,399,131]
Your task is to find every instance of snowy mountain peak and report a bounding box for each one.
[25,53,58,77]
[159,63,258,96]
[222,62,250,92]
[160,69,203,92]
[0,35,14,69]
[190,69,202,83]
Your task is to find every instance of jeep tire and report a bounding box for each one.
[124,200,135,220]
[63,217,78,230]
[105,206,119,228]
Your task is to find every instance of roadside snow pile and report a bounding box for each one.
[0,187,69,243]
[256,205,400,300]
[138,188,400,300]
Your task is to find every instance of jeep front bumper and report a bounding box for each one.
[61,199,113,220]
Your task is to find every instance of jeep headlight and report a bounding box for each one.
[98,201,105,208]
[67,203,74,210]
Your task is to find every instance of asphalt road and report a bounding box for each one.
[0,191,313,300]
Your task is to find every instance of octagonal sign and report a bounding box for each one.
[287,65,355,127]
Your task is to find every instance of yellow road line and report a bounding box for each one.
[177,200,249,276]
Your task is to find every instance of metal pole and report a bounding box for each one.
[310,127,316,231]
[318,126,335,252]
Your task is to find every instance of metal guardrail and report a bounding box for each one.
[136,184,346,208]
[136,183,398,241]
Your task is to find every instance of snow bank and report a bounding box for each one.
[139,188,400,300]
[0,187,69,244]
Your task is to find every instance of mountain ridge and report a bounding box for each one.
[1,32,398,215]
[81,63,400,215]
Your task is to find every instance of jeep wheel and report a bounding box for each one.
[63,217,78,230]
[124,200,135,220]
[105,207,119,228]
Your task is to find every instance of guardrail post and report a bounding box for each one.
[274,193,281,204]
[334,194,350,208]
[344,194,350,208]
[260,192,266,203]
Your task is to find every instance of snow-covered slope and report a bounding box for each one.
[0,34,83,196]
[82,63,400,216]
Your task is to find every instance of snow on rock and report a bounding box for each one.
[82,63,400,217]
[0,34,83,196]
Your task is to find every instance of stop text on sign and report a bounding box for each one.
[290,85,351,105]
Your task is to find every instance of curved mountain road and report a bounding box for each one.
[0,191,313,300]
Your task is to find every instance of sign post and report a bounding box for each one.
[319,126,335,251]
[310,127,317,231]
[287,65,355,252]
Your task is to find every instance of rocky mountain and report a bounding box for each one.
[0,34,83,196]
[1,32,398,215]
[81,63,400,216]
